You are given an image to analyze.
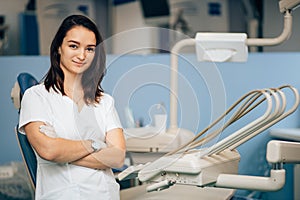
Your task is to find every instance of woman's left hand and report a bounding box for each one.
[39,122,57,138]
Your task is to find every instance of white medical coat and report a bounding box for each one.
[19,84,122,200]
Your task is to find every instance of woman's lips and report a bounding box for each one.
[73,60,86,66]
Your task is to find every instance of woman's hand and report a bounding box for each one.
[71,128,126,169]
[39,122,57,138]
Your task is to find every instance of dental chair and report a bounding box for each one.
[12,72,39,189]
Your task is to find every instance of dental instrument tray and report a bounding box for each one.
[141,148,239,185]
[119,148,239,191]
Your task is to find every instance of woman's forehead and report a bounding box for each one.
[64,26,96,45]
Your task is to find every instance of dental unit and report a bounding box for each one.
[120,1,300,192]
[119,85,300,192]
[124,0,300,164]
[120,1,300,195]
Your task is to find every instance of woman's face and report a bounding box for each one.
[59,26,96,77]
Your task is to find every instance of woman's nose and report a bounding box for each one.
[77,49,86,60]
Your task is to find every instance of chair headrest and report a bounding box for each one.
[11,72,39,110]
[17,72,39,95]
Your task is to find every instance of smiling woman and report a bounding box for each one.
[18,15,125,200]
[58,25,97,110]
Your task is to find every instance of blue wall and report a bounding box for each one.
[1,53,300,199]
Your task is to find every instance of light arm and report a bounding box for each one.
[246,11,292,46]
[169,38,195,130]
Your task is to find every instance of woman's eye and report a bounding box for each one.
[87,47,95,52]
[69,44,78,49]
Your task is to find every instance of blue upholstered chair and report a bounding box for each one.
[15,72,38,189]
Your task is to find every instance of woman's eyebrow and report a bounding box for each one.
[68,40,96,47]
[67,40,80,44]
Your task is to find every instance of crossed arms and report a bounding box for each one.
[24,121,126,170]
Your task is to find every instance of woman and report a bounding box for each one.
[18,15,126,200]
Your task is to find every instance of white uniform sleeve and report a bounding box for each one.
[18,86,51,134]
[104,94,123,132]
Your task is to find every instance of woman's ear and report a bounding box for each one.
[58,47,61,54]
